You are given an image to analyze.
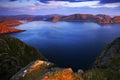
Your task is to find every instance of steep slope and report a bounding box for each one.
[95,38,120,68]
[84,38,120,80]
[0,35,47,80]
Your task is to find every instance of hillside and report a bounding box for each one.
[0,35,47,80]
[84,38,120,80]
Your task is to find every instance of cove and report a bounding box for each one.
[9,21,120,71]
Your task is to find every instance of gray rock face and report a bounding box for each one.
[96,45,117,67]
[95,38,120,69]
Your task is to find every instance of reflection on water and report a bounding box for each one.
[10,21,120,71]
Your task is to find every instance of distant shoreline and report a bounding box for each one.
[0,13,120,24]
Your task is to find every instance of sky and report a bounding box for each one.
[0,0,120,16]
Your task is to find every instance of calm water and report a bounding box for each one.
[9,21,120,71]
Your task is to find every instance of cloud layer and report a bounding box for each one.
[0,0,120,8]
[1,0,120,3]
[0,0,120,15]
[100,0,120,3]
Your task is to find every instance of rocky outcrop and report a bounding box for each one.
[84,38,120,80]
[95,37,120,69]
[10,60,54,80]
[11,60,83,80]
[0,35,47,80]
[42,68,83,80]
[0,20,25,34]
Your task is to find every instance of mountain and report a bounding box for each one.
[1,14,120,24]
[0,20,25,34]
[48,14,120,24]
[112,16,120,23]
[0,15,48,21]
[96,14,113,24]
[0,35,47,80]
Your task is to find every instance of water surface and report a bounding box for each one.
[10,21,120,71]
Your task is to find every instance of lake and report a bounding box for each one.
[9,21,120,71]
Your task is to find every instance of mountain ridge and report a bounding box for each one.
[0,14,120,24]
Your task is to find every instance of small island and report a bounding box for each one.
[0,20,25,34]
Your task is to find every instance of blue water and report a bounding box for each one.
[9,21,120,71]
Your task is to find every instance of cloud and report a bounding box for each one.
[2,0,120,4]
[47,1,99,7]
[38,1,120,9]
[9,0,17,1]
[0,0,120,15]
[0,0,120,9]
[100,0,120,3]
[0,0,45,8]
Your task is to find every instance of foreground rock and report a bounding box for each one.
[0,35,47,80]
[42,68,83,80]
[11,60,83,80]
[0,20,25,34]
[10,60,55,80]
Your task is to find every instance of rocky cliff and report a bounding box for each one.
[0,20,25,34]
[84,38,120,80]
[0,35,47,80]
[95,38,120,68]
